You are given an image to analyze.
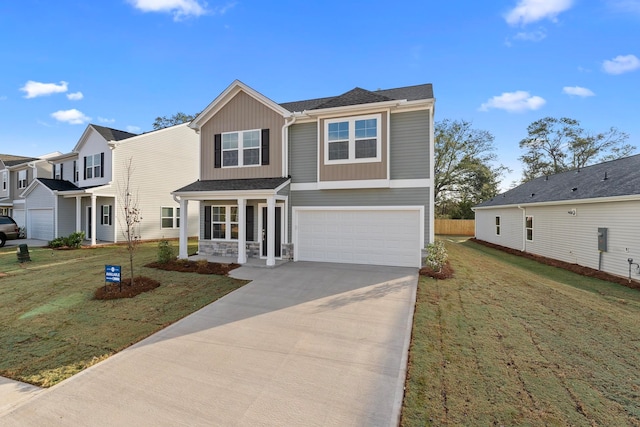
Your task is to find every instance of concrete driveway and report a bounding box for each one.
[0,261,418,426]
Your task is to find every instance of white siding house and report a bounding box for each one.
[474,154,640,281]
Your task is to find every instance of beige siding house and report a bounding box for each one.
[474,154,640,280]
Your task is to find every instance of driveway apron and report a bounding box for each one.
[0,261,418,426]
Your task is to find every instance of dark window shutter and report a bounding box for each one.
[52,168,56,179]
[60,163,64,180]
[73,161,77,182]
[100,153,105,177]
[246,205,254,241]
[214,134,222,168]
[204,206,211,239]
[261,129,270,165]
[100,205,104,225]
[83,156,87,180]
[109,205,113,225]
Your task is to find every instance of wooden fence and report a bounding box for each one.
[435,219,475,236]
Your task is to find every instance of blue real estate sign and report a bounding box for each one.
[105,265,121,283]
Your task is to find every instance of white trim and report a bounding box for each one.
[257,202,284,261]
[473,193,640,210]
[291,178,432,191]
[323,113,382,165]
[221,129,262,168]
[428,105,435,244]
[386,109,391,181]
[389,178,433,188]
[160,206,180,229]
[303,99,404,117]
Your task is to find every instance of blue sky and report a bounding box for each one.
[1,0,638,187]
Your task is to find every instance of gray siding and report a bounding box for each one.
[289,123,317,183]
[57,197,76,237]
[475,208,524,251]
[289,187,430,243]
[25,185,53,209]
[200,200,262,243]
[390,110,430,180]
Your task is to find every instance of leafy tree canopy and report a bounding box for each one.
[519,116,634,182]
[152,112,197,130]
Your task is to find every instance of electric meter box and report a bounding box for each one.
[597,227,608,252]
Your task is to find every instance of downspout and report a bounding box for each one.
[282,115,297,178]
[517,205,526,252]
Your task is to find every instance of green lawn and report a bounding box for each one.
[402,238,640,426]
[0,241,246,387]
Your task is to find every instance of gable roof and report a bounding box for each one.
[91,125,138,141]
[476,154,640,208]
[4,157,40,167]
[279,83,434,113]
[0,154,34,163]
[36,178,81,192]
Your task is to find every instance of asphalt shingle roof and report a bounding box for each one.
[175,177,290,193]
[279,83,434,113]
[476,154,640,208]
[3,157,40,167]
[36,178,81,192]
[92,125,138,141]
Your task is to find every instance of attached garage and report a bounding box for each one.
[294,207,423,268]
[28,209,54,241]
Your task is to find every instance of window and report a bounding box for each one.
[73,160,79,182]
[101,205,112,226]
[54,164,62,180]
[18,170,27,189]
[325,114,381,164]
[2,171,6,191]
[525,216,533,241]
[85,154,102,179]
[221,130,261,168]
[161,207,180,229]
[208,206,238,240]
[495,216,501,236]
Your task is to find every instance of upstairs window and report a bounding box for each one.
[2,171,6,191]
[18,170,27,189]
[325,114,381,164]
[214,129,269,169]
[54,163,63,180]
[85,153,103,179]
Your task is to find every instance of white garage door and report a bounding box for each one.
[295,208,422,268]
[29,209,54,241]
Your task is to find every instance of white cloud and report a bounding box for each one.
[128,0,208,20]
[562,86,595,97]
[505,0,574,26]
[126,125,141,133]
[67,91,84,101]
[20,80,68,99]
[513,29,547,41]
[602,54,640,75]
[51,109,91,125]
[608,0,640,14]
[479,91,546,113]
[98,117,116,124]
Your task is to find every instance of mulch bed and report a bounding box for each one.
[94,276,160,300]
[420,261,455,279]
[470,238,640,291]
[145,259,240,276]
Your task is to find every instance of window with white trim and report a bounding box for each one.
[101,205,112,226]
[54,164,62,180]
[18,170,27,189]
[211,206,238,239]
[2,171,6,191]
[325,114,381,164]
[525,216,533,241]
[161,206,180,229]
[86,154,101,179]
[495,216,501,236]
[222,130,260,167]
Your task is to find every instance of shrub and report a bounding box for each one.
[157,240,176,264]
[48,237,66,248]
[424,241,448,272]
[48,231,85,249]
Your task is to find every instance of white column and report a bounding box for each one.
[75,196,82,234]
[237,198,246,264]
[90,194,97,246]
[178,198,189,259]
[266,196,276,266]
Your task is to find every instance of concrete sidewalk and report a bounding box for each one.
[0,261,418,426]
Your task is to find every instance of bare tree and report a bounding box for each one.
[118,158,142,290]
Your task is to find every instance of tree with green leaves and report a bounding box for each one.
[435,119,508,218]
[519,116,633,182]
[152,112,196,130]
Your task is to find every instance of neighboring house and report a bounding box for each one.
[20,123,200,243]
[474,154,640,280]
[173,80,435,268]
[0,153,57,227]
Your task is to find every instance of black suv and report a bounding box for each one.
[0,216,20,247]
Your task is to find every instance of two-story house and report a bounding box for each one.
[20,123,200,243]
[173,80,434,268]
[1,154,57,228]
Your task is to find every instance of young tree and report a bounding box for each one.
[119,158,142,290]
[435,119,509,217]
[152,112,196,130]
[519,117,634,182]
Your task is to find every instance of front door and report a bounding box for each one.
[261,206,282,258]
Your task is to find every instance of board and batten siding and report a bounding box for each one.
[318,112,388,182]
[200,91,285,180]
[475,208,524,251]
[114,123,200,240]
[289,122,317,183]
[289,187,430,245]
[390,110,430,180]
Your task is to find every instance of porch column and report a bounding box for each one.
[178,198,189,259]
[237,198,246,264]
[266,196,276,266]
[90,194,97,246]
[75,196,82,233]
